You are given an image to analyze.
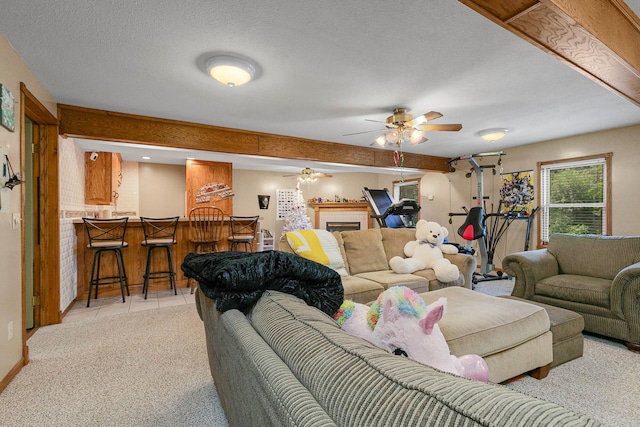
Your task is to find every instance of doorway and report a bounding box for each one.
[23,117,36,330]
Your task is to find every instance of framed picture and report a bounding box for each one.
[0,85,15,132]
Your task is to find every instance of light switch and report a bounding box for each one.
[12,212,20,230]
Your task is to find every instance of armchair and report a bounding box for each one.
[502,233,640,352]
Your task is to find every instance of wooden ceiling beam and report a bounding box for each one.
[58,104,451,172]
[459,0,640,107]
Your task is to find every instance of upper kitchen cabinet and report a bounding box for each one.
[85,152,122,205]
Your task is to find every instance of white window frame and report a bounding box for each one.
[538,153,612,245]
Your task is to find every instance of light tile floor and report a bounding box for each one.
[63,287,196,323]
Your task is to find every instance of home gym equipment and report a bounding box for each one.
[363,187,421,228]
[447,152,522,284]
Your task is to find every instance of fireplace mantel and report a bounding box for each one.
[308,202,373,229]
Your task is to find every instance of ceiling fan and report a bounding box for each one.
[344,108,462,148]
[283,167,333,183]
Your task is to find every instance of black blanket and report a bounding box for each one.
[181,250,343,316]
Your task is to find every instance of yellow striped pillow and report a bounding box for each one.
[286,229,348,277]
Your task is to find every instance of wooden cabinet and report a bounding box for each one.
[85,152,122,205]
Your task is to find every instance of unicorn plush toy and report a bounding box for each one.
[334,286,489,382]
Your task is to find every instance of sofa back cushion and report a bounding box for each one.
[380,227,416,262]
[249,291,599,426]
[340,229,388,274]
[547,234,640,279]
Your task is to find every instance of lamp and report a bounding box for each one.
[478,128,509,142]
[3,154,24,190]
[205,54,258,87]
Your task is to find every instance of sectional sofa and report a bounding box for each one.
[278,227,476,303]
[195,289,600,426]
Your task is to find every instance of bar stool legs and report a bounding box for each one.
[142,244,177,300]
[87,247,130,307]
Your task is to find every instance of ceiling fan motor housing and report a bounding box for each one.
[386,108,412,128]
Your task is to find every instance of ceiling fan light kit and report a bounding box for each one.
[351,107,462,149]
[205,54,258,87]
[478,128,509,142]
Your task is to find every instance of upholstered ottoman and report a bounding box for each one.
[419,287,553,383]
[499,296,584,368]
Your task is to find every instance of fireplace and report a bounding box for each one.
[326,221,361,232]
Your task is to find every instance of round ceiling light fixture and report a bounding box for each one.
[205,54,258,87]
[478,128,509,142]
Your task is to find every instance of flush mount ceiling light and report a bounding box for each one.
[204,54,258,87]
[478,128,509,142]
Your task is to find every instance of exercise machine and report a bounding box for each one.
[447,152,514,284]
[363,187,420,228]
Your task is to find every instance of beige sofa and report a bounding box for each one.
[279,228,477,303]
[503,233,640,351]
[196,289,600,426]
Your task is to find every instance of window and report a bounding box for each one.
[393,178,420,202]
[538,153,611,244]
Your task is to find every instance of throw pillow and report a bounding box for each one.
[286,229,348,277]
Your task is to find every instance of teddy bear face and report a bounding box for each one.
[415,220,448,246]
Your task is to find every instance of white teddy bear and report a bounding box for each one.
[389,220,460,283]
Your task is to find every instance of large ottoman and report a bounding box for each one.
[499,296,584,368]
[419,287,553,383]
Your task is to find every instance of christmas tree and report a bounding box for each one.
[282,183,312,236]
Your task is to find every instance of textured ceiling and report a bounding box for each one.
[1,0,639,173]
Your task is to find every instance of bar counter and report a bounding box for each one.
[73,217,256,300]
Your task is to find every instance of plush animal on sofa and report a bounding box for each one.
[389,219,460,283]
[334,286,489,382]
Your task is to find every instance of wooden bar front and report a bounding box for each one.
[73,217,256,300]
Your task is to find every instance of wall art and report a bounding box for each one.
[0,85,15,132]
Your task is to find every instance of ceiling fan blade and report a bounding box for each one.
[314,173,333,178]
[342,128,386,136]
[364,119,386,124]
[405,111,443,127]
[417,123,462,132]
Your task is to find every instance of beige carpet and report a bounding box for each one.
[1,286,638,427]
[0,304,229,427]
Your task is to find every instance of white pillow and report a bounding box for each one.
[285,229,348,277]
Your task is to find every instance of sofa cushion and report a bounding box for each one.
[380,227,416,261]
[332,231,350,274]
[249,291,597,426]
[341,229,388,274]
[354,270,429,292]
[341,276,384,304]
[536,274,611,308]
[547,234,640,280]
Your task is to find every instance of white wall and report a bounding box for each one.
[0,33,57,383]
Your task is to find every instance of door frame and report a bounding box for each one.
[20,83,59,362]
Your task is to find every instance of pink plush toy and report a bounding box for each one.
[333,286,489,382]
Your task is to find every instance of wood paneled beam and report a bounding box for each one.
[58,104,451,173]
[459,0,640,107]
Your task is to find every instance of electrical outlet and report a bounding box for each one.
[8,321,13,340]
[12,212,20,230]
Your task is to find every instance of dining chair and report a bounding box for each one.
[188,207,225,293]
[82,217,129,307]
[140,216,180,299]
[227,216,260,252]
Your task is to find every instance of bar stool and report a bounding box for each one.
[227,216,259,252]
[187,207,225,293]
[83,217,130,307]
[140,216,180,299]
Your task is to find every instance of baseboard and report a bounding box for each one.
[0,357,25,394]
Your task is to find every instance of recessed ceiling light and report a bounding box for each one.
[142,156,151,160]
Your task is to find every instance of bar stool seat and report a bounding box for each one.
[227,216,259,252]
[83,217,130,307]
[140,216,180,299]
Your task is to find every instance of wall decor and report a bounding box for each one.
[500,170,534,215]
[258,194,270,209]
[195,182,234,204]
[0,85,15,132]
[276,189,296,220]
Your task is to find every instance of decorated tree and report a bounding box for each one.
[282,184,312,235]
